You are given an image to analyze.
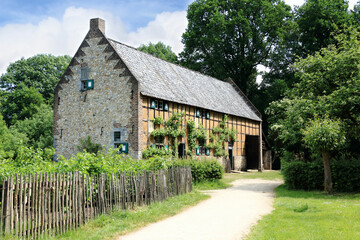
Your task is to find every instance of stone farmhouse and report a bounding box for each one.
[54,18,267,171]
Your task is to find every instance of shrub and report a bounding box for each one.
[188,158,223,183]
[282,157,360,192]
[76,136,103,155]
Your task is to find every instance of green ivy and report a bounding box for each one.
[152,116,164,125]
[206,115,237,157]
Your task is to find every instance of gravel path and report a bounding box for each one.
[118,178,283,240]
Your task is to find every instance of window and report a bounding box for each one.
[80,67,94,91]
[158,101,163,110]
[197,139,207,155]
[115,143,128,153]
[196,108,210,119]
[154,135,165,148]
[114,131,121,142]
[150,99,169,111]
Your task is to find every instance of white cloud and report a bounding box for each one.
[125,11,187,54]
[0,7,187,74]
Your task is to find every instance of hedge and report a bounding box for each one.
[282,157,360,192]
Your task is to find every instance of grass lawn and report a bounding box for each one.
[247,185,360,240]
[43,191,209,240]
[194,170,283,190]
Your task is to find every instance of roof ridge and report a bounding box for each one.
[107,38,234,87]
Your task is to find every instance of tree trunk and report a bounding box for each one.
[321,151,333,194]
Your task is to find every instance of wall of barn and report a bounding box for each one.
[141,96,261,171]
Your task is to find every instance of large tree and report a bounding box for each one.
[295,0,350,57]
[0,54,71,102]
[138,42,178,63]
[1,83,45,126]
[268,27,360,165]
[179,0,291,97]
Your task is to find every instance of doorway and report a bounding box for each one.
[228,141,234,170]
[245,135,260,170]
[178,143,186,158]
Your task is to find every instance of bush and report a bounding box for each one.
[282,157,360,192]
[188,159,223,183]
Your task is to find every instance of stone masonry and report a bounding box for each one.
[53,18,142,159]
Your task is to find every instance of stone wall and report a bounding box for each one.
[54,19,141,159]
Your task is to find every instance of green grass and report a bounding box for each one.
[247,185,360,240]
[45,191,209,240]
[194,170,283,191]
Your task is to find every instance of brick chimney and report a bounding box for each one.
[90,18,105,34]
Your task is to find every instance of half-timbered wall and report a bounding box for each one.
[141,96,261,162]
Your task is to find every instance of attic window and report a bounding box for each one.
[80,67,94,91]
[196,108,210,119]
[150,99,169,111]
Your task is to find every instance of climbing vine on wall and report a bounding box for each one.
[148,112,185,158]
[206,115,237,157]
[186,120,207,157]
[146,113,237,159]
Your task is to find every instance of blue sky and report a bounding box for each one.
[0,0,190,30]
[0,0,358,74]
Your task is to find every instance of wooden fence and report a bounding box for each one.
[0,166,192,239]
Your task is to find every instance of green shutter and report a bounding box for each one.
[206,111,210,119]
[164,145,169,150]
[206,148,210,156]
[196,147,200,155]
[196,109,201,117]
[86,79,94,90]
[120,143,128,153]
[150,99,156,109]
[164,102,169,111]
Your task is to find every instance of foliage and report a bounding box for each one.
[164,112,185,157]
[76,136,103,155]
[142,147,172,159]
[282,157,360,192]
[268,27,360,162]
[150,128,167,138]
[295,0,350,57]
[138,42,178,63]
[206,115,235,157]
[152,116,164,125]
[0,112,27,159]
[188,158,224,183]
[1,83,45,126]
[303,116,346,153]
[186,120,209,156]
[11,104,53,149]
[180,0,291,97]
[0,54,71,102]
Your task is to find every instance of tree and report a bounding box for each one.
[1,83,45,126]
[295,0,350,57]
[0,54,71,102]
[179,0,291,97]
[0,112,27,159]
[138,42,178,63]
[303,117,346,193]
[268,27,360,165]
[11,104,53,149]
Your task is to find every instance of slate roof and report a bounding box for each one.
[109,39,261,122]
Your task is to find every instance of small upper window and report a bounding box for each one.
[114,131,121,142]
[150,99,168,111]
[196,108,210,119]
[80,67,89,80]
[80,67,94,91]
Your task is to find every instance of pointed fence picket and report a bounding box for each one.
[0,166,192,239]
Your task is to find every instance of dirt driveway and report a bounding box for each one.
[119,178,283,240]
